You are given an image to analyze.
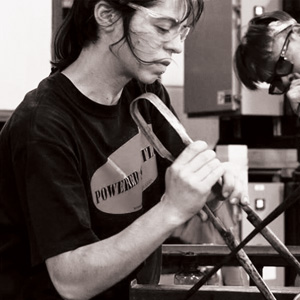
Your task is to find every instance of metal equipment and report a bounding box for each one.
[130,93,300,300]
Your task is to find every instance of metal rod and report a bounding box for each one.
[184,189,300,300]
[241,203,300,275]
[202,205,276,300]
[129,93,300,299]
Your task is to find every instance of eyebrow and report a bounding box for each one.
[127,3,180,26]
[146,8,179,24]
[151,16,180,27]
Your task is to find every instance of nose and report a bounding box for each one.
[163,34,184,54]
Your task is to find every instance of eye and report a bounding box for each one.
[156,26,170,34]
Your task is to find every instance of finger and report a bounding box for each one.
[221,170,235,198]
[293,72,300,79]
[186,149,217,174]
[190,157,222,182]
[221,168,249,205]
[198,210,208,222]
[287,88,300,113]
[181,162,225,198]
[229,192,249,205]
[227,184,242,203]
[288,74,300,89]
[289,80,300,89]
[174,140,208,166]
[198,163,225,191]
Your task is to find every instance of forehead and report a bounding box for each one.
[151,0,187,20]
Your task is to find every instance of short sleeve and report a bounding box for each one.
[12,114,99,266]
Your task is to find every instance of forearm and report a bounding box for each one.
[46,198,182,300]
[47,141,236,300]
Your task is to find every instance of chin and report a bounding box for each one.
[137,73,161,85]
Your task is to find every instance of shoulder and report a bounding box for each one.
[3,73,75,145]
[14,72,67,115]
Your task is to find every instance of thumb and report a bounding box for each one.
[293,73,300,79]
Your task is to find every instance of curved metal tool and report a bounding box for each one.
[130,92,193,162]
[130,92,225,199]
[130,92,278,300]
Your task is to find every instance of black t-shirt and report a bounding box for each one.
[0,73,185,299]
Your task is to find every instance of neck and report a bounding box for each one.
[62,45,130,106]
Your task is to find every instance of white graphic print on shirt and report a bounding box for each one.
[91,130,157,214]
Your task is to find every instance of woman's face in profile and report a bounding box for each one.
[113,0,187,84]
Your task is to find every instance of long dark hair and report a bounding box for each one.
[52,0,204,71]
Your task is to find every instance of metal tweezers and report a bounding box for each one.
[130,92,300,300]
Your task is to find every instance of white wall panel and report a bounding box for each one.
[0,1,52,112]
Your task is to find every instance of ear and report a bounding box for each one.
[94,1,118,29]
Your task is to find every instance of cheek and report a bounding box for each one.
[130,24,162,56]
[290,43,300,73]
[131,34,162,59]
[293,57,300,74]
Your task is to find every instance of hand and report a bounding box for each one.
[162,141,225,223]
[286,73,300,114]
[206,162,249,212]
[221,162,249,205]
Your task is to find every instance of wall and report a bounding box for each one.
[0,2,219,148]
[0,1,52,112]
[162,48,219,149]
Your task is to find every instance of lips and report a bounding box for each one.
[160,60,171,67]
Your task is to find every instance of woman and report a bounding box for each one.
[0,0,248,299]
[234,10,300,112]
[234,9,300,289]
